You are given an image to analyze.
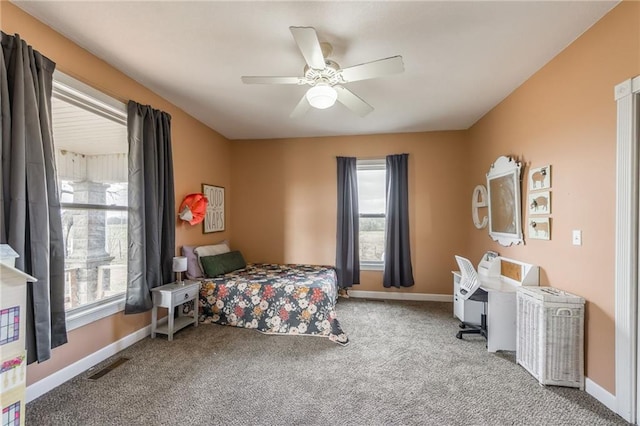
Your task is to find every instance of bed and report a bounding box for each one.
[197,263,349,346]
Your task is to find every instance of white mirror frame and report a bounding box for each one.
[486,156,523,246]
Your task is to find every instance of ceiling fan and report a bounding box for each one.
[241,26,404,118]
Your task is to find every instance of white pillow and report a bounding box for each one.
[195,241,230,271]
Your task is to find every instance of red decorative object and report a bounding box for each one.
[178,193,208,225]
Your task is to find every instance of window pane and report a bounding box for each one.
[53,79,128,312]
[359,217,385,262]
[60,180,128,206]
[357,161,386,264]
[62,208,127,310]
[357,169,386,214]
[53,95,128,207]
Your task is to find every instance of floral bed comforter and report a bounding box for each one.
[198,264,348,345]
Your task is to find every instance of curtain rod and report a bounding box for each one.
[335,154,409,160]
[56,68,128,105]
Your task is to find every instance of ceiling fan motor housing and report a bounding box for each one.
[304,60,342,87]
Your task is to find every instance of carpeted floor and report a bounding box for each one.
[27,299,625,425]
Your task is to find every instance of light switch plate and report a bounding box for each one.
[572,230,582,246]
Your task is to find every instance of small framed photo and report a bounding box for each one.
[528,191,551,215]
[528,217,550,240]
[202,184,224,233]
[529,165,551,190]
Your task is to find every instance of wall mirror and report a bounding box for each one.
[486,156,523,246]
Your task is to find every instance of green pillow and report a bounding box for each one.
[200,251,246,277]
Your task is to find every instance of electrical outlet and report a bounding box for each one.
[572,230,582,246]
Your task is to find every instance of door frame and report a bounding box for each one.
[615,75,640,423]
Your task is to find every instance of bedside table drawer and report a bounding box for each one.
[172,285,199,305]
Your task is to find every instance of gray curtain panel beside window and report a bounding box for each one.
[335,156,360,288]
[125,101,176,314]
[0,32,68,363]
[383,153,414,288]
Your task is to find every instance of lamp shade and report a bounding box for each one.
[306,83,337,109]
[172,256,187,273]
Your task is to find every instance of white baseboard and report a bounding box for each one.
[585,377,617,414]
[347,290,452,303]
[26,325,151,403]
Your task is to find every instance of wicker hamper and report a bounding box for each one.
[516,286,585,389]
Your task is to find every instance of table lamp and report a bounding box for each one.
[172,256,188,285]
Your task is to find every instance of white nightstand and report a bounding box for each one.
[151,280,200,341]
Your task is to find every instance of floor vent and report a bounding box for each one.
[87,357,130,381]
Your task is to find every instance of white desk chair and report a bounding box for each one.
[454,255,488,340]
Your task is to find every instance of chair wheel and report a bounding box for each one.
[459,323,466,329]
[456,331,463,339]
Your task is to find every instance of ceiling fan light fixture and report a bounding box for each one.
[306,83,337,109]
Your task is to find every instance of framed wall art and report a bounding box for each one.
[202,184,225,233]
[528,217,551,240]
[528,191,551,215]
[528,165,551,190]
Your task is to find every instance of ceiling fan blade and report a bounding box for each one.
[289,26,326,70]
[334,85,374,117]
[290,94,311,118]
[339,56,404,83]
[241,76,306,85]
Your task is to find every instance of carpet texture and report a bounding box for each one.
[27,299,624,425]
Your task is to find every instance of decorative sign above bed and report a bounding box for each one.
[202,184,225,233]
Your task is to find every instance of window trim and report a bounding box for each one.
[53,71,127,122]
[357,158,386,271]
[53,71,128,331]
[66,294,127,331]
[60,203,127,211]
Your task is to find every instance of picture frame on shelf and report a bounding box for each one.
[202,184,224,233]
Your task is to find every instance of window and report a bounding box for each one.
[2,401,21,426]
[0,306,20,345]
[52,72,128,328]
[357,159,386,269]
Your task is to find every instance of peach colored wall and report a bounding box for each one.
[231,132,469,295]
[466,1,640,393]
[2,3,232,385]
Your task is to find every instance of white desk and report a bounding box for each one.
[453,256,539,352]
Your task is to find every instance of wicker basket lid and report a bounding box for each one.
[517,286,584,304]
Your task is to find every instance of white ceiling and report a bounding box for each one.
[13,1,619,140]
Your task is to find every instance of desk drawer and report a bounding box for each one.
[171,285,199,305]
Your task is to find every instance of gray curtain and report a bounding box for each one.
[383,154,414,288]
[0,32,68,363]
[335,157,360,288]
[125,101,175,314]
